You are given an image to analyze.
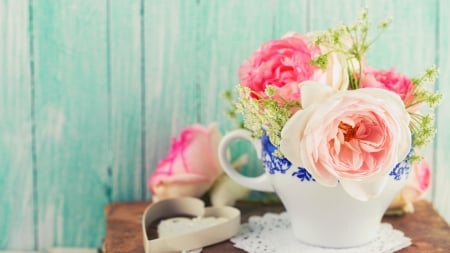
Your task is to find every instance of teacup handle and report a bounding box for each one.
[218,129,274,192]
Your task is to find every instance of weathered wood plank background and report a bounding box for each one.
[0,0,448,250]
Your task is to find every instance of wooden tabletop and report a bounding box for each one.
[103,200,450,253]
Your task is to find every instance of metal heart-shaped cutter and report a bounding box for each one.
[142,197,241,253]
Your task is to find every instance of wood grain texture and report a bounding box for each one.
[435,0,450,222]
[309,0,363,31]
[144,0,202,198]
[109,0,144,201]
[1,0,450,251]
[33,0,109,248]
[197,0,275,127]
[0,0,35,249]
[103,200,450,253]
[273,0,309,36]
[365,0,437,75]
[196,0,275,177]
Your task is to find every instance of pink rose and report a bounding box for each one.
[360,68,415,107]
[280,82,411,200]
[238,34,318,103]
[148,124,223,201]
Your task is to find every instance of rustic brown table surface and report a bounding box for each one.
[103,200,450,253]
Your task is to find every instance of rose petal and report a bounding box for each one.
[340,174,389,201]
[299,81,336,108]
[280,106,315,166]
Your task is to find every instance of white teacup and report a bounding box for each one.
[218,129,410,248]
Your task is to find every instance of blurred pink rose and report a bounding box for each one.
[360,68,415,107]
[280,82,411,200]
[148,124,223,201]
[238,34,318,103]
[403,159,431,201]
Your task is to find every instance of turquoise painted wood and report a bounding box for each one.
[273,0,309,35]
[0,0,449,250]
[33,0,109,248]
[0,0,35,249]
[109,0,144,201]
[144,0,201,198]
[435,0,450,223]
[196,0,275,127]
[366,0,438,75]
[309,0,363,31]
[195,0,275,177]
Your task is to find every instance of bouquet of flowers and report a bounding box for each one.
[226,9,441,202]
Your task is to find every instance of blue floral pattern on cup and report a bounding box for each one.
[389,150,413,180]
[261,134,315,182]
[261,134,411,182]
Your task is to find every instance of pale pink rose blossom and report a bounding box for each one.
[402,159,431,201]
[360,67,415,107]
[280,82,411,201]
[238,34,319,103]
[148,124,223,201]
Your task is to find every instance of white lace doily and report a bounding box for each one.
[231,212,411,253]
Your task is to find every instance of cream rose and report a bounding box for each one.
[308,32,359,92]
[312,50,349,91]
[280,82,411,200]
